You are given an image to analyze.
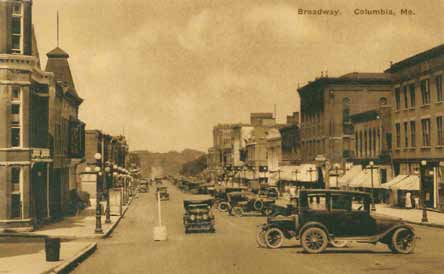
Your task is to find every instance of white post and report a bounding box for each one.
[157,191,162,226]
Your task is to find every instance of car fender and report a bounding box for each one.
[298,221,330,240]
[377,223,416,242]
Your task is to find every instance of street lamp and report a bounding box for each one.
[369,161,376,211]
[420,160,429,223]
[94,153,103,234]
[104,164,112,224]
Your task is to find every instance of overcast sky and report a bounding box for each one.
[33,0,444,152]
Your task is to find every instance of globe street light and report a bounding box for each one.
[104,164,112,224]
[94,153,103,234]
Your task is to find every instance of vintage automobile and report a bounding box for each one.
[155,186,170,201]
[213,186,248,212]
[183,199,215,233]
[138,181,149,193]
[269,197,299,217]
[256,189,417,254]
[227,191,276,216]
[258,187,279,200]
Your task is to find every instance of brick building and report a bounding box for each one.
[298,73,392,166]
[0,0,53,230]
[385,44,444,209]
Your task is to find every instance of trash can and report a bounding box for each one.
[45,237,60,261]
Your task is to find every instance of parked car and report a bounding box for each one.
[214,186,248,212]
[183,199,215,233]
[138,182,149,193]
[155,186,170,201]
[227,191,275,217]
[258,187,279,199]
[256,189,417,254]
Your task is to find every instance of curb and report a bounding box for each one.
[405,220,444,229]
[102,196,134,239]
[42,242,97,274]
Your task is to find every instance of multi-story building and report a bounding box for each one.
[46,46,85,218]
[298,73,392,166]
[385,44,444,209]
[0,0,54,230]
[212,124,235,169]
[231,125,253,168]
[279,112,301,166]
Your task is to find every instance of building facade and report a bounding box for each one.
[0,0,54,230]
[279,112,301,166]
[386,44,444,209]
[298,73,392,166]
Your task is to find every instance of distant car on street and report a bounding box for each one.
[257,189,417,254]
[213,186,248,212]
[226,191,275,217]
[183,199,215,233]
[155,186,170,201]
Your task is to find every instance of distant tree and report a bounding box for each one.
[180,154,208,176]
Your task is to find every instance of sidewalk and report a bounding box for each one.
[375,204,444,228]
[0,196,135,274]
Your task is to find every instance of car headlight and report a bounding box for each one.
[190,215,196,221]
[202,214,209,220]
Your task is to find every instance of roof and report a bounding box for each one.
[300,189,371,196]
[45,47,83,104]
[350,110,379,123]
[298,73,392,95]
[385,44,444,73]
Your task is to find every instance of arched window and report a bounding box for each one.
[379,97,388,105]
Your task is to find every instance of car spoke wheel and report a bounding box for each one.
[265,228,284,249]
[301,227,328,254]
[218,202,229,212]
[256,226,268,248]
[330,240,350,248]
[262,208,274,216]
[253,200,264,211]
[232,207,243,217]
[390,228,416,254]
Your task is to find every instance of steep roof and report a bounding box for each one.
[45,47,83,104]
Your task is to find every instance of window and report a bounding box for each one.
[404,122,409,147]
[421,119,431,147]
[10,3,23,54]
[11,194,21,219]
[379,97,387,105]
[421,79,431,105]
[331,195,351,211]
[395,88,401,110]
[395,123,401,148]
[437,116,443,146]
[11,127,20,147]
[10,167,21,219]
[403,86,409,108]
[342,98,351,123]
[307,194,327,211]
[409,84,416,107]
[436,75,443,102]
[12,87,21,100]
[410,121,416,147]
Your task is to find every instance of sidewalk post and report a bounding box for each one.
[369,161,376,211]
[420,160,429,223]
[105,163,112,224]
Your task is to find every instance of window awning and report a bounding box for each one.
[348,167,384,189]
[383,175,419,191]
[381,175,408,189]
[268,164,318,183]
[338,165,362,187]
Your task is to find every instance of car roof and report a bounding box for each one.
[227,191,254,196]
[300,189,370,196]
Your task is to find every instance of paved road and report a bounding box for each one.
[72,181,444,274]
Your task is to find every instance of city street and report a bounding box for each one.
[72,180,444,274]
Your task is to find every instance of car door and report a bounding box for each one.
[329,194,353,236]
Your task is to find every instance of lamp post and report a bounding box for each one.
[94,153,103,234]
[104,163,112,224]
[369,161,377,211]
[420,160,429,223]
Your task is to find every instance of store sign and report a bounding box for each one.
[32,148,50,159]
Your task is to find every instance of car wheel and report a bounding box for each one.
[253,200,264,211]
[265,227,285,249]
[256,225,268,248]
[330,240,350,248]
[389,228,416,254]
[301,227,329,254]
[218,202,230,212]
[262,207,274,216]
[232,206,243,217]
